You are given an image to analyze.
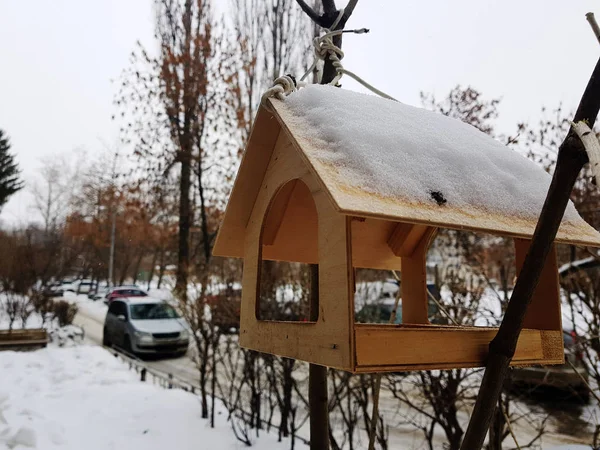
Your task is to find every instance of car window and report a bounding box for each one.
[130,303,179,320]
[108,302,120,315]
[123,289,147,296]
[110,301,127,318]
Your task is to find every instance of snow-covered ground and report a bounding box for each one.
[65,292,598,448]
[0,345,289,450]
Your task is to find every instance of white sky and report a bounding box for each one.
[1,0,599,225]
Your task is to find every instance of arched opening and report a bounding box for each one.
[256,179,318,322]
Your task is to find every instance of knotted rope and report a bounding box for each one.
[262,7,397,107]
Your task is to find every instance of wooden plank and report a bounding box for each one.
[269,99,600,248]
[351,217,402,271]
[514,239,562,331]
[387,223,429,257]
[0,329,47,340]
[400,227,436,324]
[354,325,563,372]
[239,133,354,370]
[0,329,48,350]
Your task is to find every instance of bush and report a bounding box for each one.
[31,292,53,324]
[52,300,78,327]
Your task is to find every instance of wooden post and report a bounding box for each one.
[309,263,329,450]
[141,368,147,382]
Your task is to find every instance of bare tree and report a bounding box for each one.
[31,153,80,235]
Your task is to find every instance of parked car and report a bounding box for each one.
[88,288,108,301]
[41,282,61,298]
[355,280,440,324]
[511,330,589,399]
[102,297,189,357]
[60,279,94,294]
[104,286,148,304]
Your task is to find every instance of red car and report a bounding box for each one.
[105,287,148,304]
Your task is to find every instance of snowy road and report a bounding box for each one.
[72,297,594,448]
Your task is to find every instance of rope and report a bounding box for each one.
[261,7,398,107]
[260,74,304,111]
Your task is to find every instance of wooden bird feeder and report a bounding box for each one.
[213,85,600,373]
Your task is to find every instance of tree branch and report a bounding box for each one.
[460,55,600,450]
[586,12,600,46]
[342,0,359,23]
[295,0,326,27]
[322,0,337,14]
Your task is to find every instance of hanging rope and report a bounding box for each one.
[260,74,304,111]
[261,7,398,108]
[300,20,398,101]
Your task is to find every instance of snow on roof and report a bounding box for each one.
[270,85,600,245]
[214,85,600,259]
[284,85,572,220]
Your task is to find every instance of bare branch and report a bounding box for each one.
[295,0,325,26]
[341,0,359,24]
[587,12,600,45]
[322,0,337,14]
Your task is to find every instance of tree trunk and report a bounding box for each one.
[199,336,209,419]
[176,150,191,302]
[157,248,166,289]
[210,332,217,428]
[487,398,504,450]
[147,248,158,290]
[132,251,144,284]
[308,263,329,450]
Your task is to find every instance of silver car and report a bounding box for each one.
[103,297,189,357]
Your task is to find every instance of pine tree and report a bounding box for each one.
[0,129,24,211]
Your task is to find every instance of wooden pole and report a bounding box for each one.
[295,2,361,448]
[308,263,329,450]
[460,55,600,450]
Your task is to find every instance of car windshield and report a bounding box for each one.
[130,303,179,320]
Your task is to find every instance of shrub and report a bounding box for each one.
[52,300,78,327]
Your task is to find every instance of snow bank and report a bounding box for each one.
[283,85,580,221]
[0,346,285,450]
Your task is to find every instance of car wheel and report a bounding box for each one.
[102,328,111,347]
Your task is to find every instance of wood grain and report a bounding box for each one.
[239,132,354,370]
[354,325,563,372]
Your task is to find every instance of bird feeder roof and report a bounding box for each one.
[214,85,600,258]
